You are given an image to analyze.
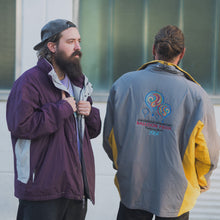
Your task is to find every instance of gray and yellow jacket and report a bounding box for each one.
[103,60,220,217]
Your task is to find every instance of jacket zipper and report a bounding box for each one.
[81,150,90,199]
[72,114,86,198]
[78,113,90,200]
[32,170,36,183]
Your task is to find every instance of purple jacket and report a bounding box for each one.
[6,58,101,203]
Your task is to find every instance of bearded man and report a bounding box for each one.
[6,19,101,220]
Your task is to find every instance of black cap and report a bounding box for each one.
[33,19,76,50]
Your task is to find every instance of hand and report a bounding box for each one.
[77,101,91,116]
[61,91,77,112]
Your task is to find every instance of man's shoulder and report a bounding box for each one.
[15,66,41,87]
[11,62,51,94]
[184,80,213,115]
[19,59,51,81]
[114,70,140,85]
[186,79,208,98]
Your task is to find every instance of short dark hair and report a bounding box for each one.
[36,33,61,62]
[154,25,184,61]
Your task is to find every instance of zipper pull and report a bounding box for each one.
[82,196,86,209]
[32,170,35,183]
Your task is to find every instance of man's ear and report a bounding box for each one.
[47,42,57,53]
[152,44,156,56]
[179,48,186,60]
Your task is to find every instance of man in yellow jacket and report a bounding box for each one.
[103,25,220,220]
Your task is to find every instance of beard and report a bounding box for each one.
[54,49,83,81]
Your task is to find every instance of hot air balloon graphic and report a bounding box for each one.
[142,91,171,122]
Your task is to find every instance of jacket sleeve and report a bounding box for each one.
[6,77,74,140]
[103,87,118,170]
[195,99,220,192]
[85,96,101,139]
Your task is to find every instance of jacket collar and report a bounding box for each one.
[37,58,53,73]
[138,60,200,85]
[37,58,93,99]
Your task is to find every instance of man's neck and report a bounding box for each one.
[154,54,181,66]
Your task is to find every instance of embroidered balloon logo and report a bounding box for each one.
[158,103,171,119]
[143,91,171,121]
[146,92,163,109]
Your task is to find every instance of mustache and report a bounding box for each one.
[71,50,82,58]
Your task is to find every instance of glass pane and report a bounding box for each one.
[182,0,215,93]
[216,2,220,94]
[146,0,180,62]
[112,0,144,81]
[79,0,110,91]
[79,0,219,95]
[0,0,16,89]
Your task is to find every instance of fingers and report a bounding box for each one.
[77,101,91,116]
[61,91,77,112]
[61,92,91,116]
[61,91,66,99]
[67,97,77,112]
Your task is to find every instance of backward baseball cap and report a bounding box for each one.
[33,19,76,50]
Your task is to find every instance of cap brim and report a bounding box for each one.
[33,40,46,51]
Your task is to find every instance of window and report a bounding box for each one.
[0,0,16,89]
[183,0,220,94]
[79,0,220,95]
